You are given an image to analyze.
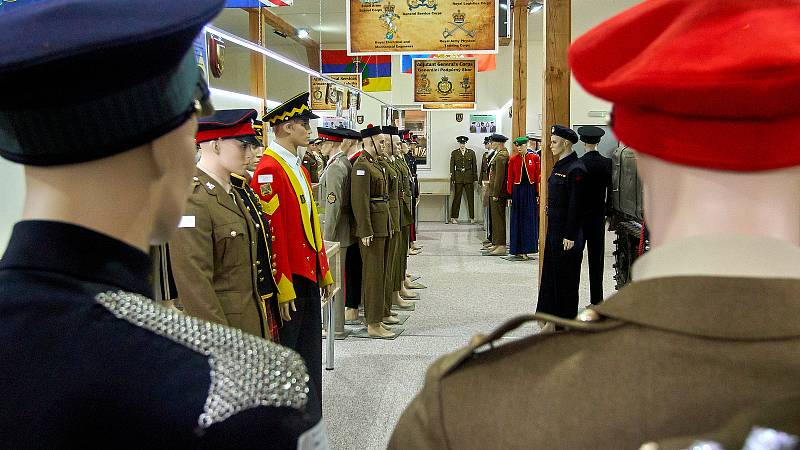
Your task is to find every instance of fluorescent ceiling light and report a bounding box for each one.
[297,28,309,39]
[528,1,544,13]
[204,25,395,109]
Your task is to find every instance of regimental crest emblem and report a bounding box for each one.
[312,88,324,101]
[443,10,475,39]
[456,113,464,122]
[417,73,432,95]
[327,192,337,204]
[408,0,437,11]
[357,115,365,124]
[260,183,272,197]
[378,1,400,40]
[437,76,453,95]
[461,75,471,93]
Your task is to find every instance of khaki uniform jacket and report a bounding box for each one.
[390,275,800,449]
[378,155,401,233]
[393,156,414,228]
[320,152,355,248]
[170,168,267,339]
[488,148,509,199]
[479,151,492,183]
[450,148,478,184]
[350,152,390,239]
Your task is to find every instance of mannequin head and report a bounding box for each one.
[637,153,800,246]
[362,136,379,157]
[343,138,360,157]
[550,135,573,159]
[319,139,339,158]
[377,133,391,156]
[273,118,311,151]
[459,142,466,151]
[248,146,264,172]
[391,135,403,156]
[400,141,410,156]
[198,138,251,179]
[23,115,199,249]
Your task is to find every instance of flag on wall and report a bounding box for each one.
[321,50,392,92]
[402,54,496,73]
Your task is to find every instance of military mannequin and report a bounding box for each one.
[251,93,335,414]
[390,132,419,300]
[536,125,587,323]
[339,131,365,322]
[401,130,423,253]
[0,1,325,446]
[449,136,478,223]
[171,109,272,340]
[578,126,612,305]
[351,126,395,338]
[378,126,415,315]
[390,1,800,447]
[506,136,540,261]
[480,136,495,245]
[483,134,510,256]
[302,138,323,183]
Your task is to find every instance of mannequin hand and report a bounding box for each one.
[492,196,498,201]
[361,236,374,247]
[280,301,297,321]
[563,239,575,251]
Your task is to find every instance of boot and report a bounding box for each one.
[383,315,400,325]
[367,323,395,338]
[469,218,476,224]
[345,307,359,322]
[489,245,507,256]
[400,286,418,299]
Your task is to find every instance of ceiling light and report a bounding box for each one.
[297,28,309,39]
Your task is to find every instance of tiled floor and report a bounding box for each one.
[322,222,617,449]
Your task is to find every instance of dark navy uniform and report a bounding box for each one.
[231,172,282,341]
[537,151,587,320]
[578,126,612,305]
[0,1,325,447]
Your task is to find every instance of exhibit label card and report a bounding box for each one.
[414,58,476,103]
[347,0,498,55]
[310,73,362,111]
[422,102,476,110]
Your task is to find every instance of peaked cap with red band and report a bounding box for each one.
[196,109,258,144]
[569,0,800,171]
[316,127,344,143]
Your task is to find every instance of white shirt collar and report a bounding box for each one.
[271,141,301,168]
[196,162,231,193]
[633,234,800,281]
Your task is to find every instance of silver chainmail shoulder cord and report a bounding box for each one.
[95,290,310,430]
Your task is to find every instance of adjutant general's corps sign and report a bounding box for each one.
[309,73,362,110]
[413,58,476,103]
[347,0,498,55]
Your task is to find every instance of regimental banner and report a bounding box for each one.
[421,102,476,110]
[309,73,362,111]
[347,0,498,55]
[413,58,476,103]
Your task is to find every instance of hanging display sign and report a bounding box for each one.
[347,0,498,55]
[309,73,362,111]
[421,102,476,111]
[413,58,476,103]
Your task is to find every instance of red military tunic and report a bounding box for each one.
[251,146,334,304]
[507,150,541,195]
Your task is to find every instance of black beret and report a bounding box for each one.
[456,136,469,144]
[577,125,606,145]
[264,92,319,126]
[381,126,399,136]
[489,134,508,143]
[361,126,383,139]
[552,125,579,144]
[0,0,224,166]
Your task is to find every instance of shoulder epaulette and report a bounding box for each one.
[95,290,310,430]
[433,309,624,378]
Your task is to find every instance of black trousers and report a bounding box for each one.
[279,275,322,416]
[344,244,363,309]
[536,231,585,319]
[583,215,606,305]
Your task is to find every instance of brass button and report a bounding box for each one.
[230,231,237,237]
[272,262,277,268]
[256,261,261,266]
[259,277,265,282]
[272,269,277,275]
[255,223,260,229]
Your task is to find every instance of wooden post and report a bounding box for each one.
[511,1,528,140]
[248,9,267,100]
[539,0,571,278]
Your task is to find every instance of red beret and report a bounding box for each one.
[569,0,800,172]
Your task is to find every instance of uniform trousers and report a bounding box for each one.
[410,199,418,242]
[344,244,363,309]
[536,232,586,319]
[279,275,322,416]
[451,182,475,219]
[583,214,606,305]
[359,237,387,325]
[396,225,410,289]
[509,183,539,255]
[490,198,507,246]
[384,231,400,316]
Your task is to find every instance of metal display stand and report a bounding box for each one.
[322,241,348,370]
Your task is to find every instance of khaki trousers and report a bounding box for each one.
[359,237,387,325]
[490,198,507,246]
